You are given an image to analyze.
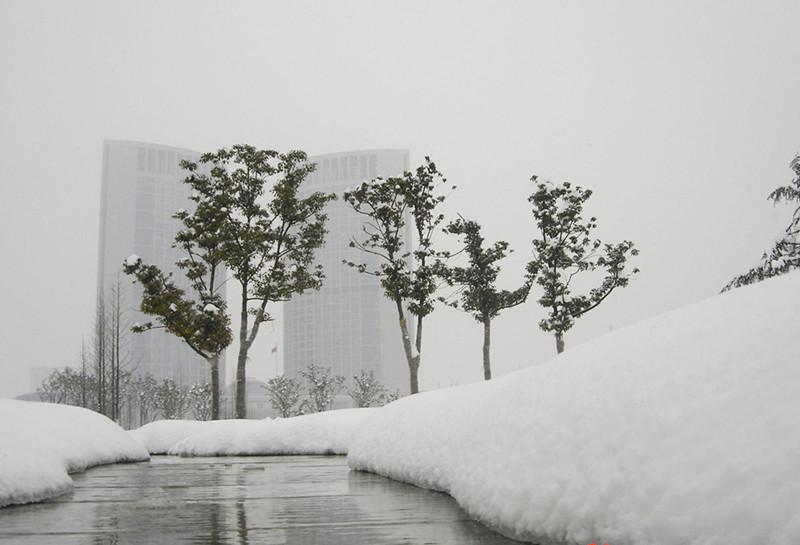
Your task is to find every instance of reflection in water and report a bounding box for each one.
[209,502,223,545]
[236,500,248,545]
[0,456,545,544]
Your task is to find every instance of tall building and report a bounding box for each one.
[96,140,223,387]
[283,150,412,396]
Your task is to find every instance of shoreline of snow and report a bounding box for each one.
[130,408,378,456]
[348,272,800,545]
[0,400,150,508]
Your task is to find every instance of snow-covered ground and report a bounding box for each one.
[130,408,377,456]
[0,400,149,507]
[349,271,800,545]
[3,273,798,545]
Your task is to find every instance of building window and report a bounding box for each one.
[330,157,339,181]
[369,155,377,178]
[136,192,155,211]
[349,156,358,181]
[321,159,329,182]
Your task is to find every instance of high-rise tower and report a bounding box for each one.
[283,150,411,395]
[97,140,223,386]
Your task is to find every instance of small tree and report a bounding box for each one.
[38,367,83,406]
[124,256,232,420]
[92,292,109,416]
[344,157,452,393]
[153,378,189,420]
[442,217,530,380]
[124,164,233,420]
[181,145,336,418]
[264,375,303,418]
[188,383,213,421]
[526,178,639,354]
[724,155,800,291]
[134,374,158,426]
[105,278,132,422]
[348,370,389,407]
[299,364,345,413]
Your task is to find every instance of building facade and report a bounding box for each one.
[96,140,223,387]
[282,150,412,396]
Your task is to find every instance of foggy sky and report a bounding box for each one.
[1,0,799,399]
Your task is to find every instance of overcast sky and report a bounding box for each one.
[2,0,799,399]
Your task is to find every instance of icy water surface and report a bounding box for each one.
[0,455,532,544]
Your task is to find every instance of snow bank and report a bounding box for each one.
[349,272,800,545]
[130,408,378,456]
[0,400,149,507]
[127,419,211,454]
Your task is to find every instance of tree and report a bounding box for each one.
[36,362,135,425]
[441,217,530,379]
[124,168,232,420]
[133,374,158,426]
[723,155,800,291]
[348,370,397,407]
[188,383,213,421]
[124,256,232,420]
[526,178,639,354]
[298,364,345,413]
[153,378,189,420]
[181,145,336,418]
[264,375,302,418]
[105,277,132,422]
[344,157,452,394]
[38,367,84,406]
[93,292,108,416]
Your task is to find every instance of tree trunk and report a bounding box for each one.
[236,286,250,419]
[95,296,107,415]
[395,299,419,394]
[236,345,249,418]
[111,282,122,422]
[555,332,565,354]
[209,354,220,420]
[483,317,492,380]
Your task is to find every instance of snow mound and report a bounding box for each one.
[348,272,800,545]
[0,400,150,507]
[127,419,210,454]
[131,408,378,456]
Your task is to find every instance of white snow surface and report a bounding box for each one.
[5,273,799,543]
[0,400,149,507]
[348,272,800,545]
[127,419,210,454]
[130,408,378,456]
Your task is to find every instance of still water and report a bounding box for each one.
[0,456,531,544]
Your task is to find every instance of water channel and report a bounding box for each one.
[0,455,535,544]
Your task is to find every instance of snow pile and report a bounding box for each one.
[127,419,210,454]
[349,272,800,545]
[131,408,378,456]
[0,400,149,507]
